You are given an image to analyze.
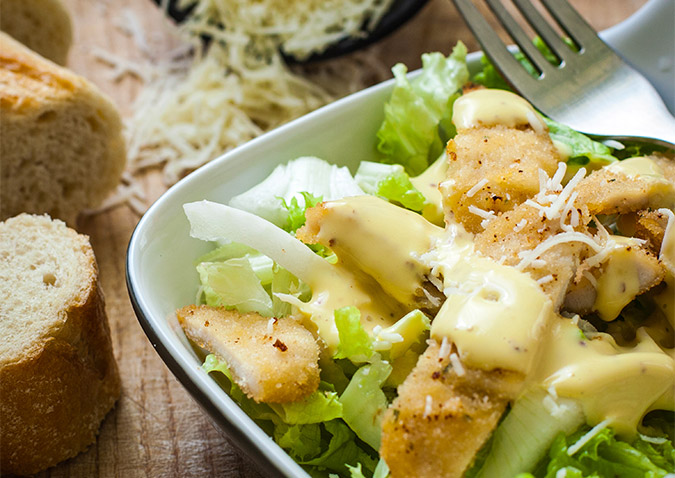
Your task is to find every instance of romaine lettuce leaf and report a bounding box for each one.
[544,118,617,172]
[355,161,426,212]
[197,258,274,316]
[204,354,377,477]
[300,420,378,477]
[376,43,469,175]
[228,156,364,228]
[279,191,324,232]
[339,357,392,451]
[534,425,675,478]
[333,306,375,363]
[270,386,343,425]
[194,242,259,264]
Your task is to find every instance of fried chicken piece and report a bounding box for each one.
[381,340,523,478]
[651,152,675,183]
[474,202,591,309]
[297,195,444,312]
[574,157,675,216]
[440,124,560,233]
[618,209,670,255]
[568,242,665,321]
[475,200,666,318]
[176,305,320,403]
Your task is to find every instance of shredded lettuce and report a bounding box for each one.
[376,43,469,175]
[194,242,260,264]
[339,357,392,451]
[355,161,426,211]
[468,388,584,478]
[300,420,378,477]
[270,387,343,425]
[203,354,377,477]
[333,306,375,363]
[544,118,617,171]
[278,191,336,259]
[197,258,274,316]
[228,156,364,228]
[521,423,675,478]
[280,191,324,233]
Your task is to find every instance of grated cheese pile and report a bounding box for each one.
[176,0,396,61]
[93,0,395,213]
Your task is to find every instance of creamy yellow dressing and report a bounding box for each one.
[294,195,444,352]
[655,209,675,327]
[452,88,547,133]
[410,153,447,226]
[429,224,554,375]
[607,157,675,210]
[310,195,443,310]
[297,89,674,438]
[594,236,652,321]
[607,156,667,179]
[289,258,406,353]
[535,320,674,438]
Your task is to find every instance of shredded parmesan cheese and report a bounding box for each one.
[513,218,528,232]
[468,205,496,229]
[567,419,612,456]
[466,178,488,198]
[449,352,465,376]
[537,274,554,285]
[516,232,605,271]
[438,337,451,360]
[581,270,598,289]
[423,395,433,418]
[267,317,276,335]
[96,0,394,213]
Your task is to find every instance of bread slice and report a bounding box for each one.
[0,214,120,475]
[0,32,126,225]
[0,0,73,65]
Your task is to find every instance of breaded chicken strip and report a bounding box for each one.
[381,340,522,478]
[617,209,671,256]
[564,243,665,319]
[441,124,560,233]
[176,305,320,403]
[574,157,675,216]
[474,201,591,309]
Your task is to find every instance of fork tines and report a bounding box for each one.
[452,0,615,83]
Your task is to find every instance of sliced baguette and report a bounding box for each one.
[0,32,126,225]
[0,213,120,475]
[0,0,73,65]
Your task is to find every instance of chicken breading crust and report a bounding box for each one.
[381,340,523,478]
[441,124,560,233]
[177,305,320,403]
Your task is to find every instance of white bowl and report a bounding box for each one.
[125,54,456,477]
[126,8,665,475]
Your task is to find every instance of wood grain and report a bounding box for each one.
[33,0,645,476]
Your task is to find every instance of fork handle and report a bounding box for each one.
[553,65,675,150]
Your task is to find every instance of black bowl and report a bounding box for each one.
[151,0,430,63]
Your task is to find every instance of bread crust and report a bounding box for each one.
[0,217,121,475]
[0,0,73,65]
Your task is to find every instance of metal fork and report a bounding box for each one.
[452,0,675,149]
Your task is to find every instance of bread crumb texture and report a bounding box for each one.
[0,214,120,475]
[0,32,126,225]
[0,0,73,65]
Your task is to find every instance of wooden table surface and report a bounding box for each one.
[38,0,646,476]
